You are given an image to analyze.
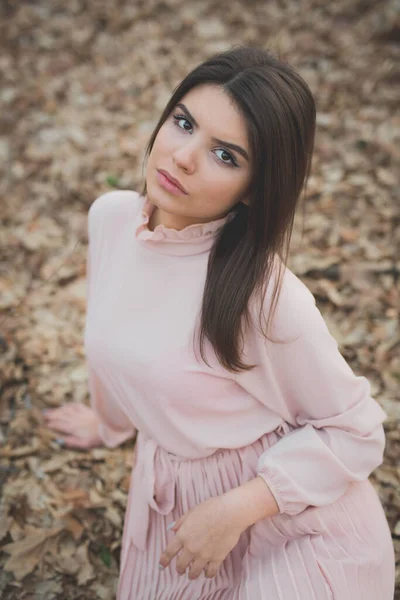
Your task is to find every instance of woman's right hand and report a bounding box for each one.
[42,402,104,449]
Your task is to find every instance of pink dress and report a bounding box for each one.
[83,190,395,600]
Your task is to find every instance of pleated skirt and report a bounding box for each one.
[116,428,395,600]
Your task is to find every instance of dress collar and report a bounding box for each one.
[134,195,237,256]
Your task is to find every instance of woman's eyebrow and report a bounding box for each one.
[175,103,249,162]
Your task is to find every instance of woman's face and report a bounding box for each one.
[145,84,252,231]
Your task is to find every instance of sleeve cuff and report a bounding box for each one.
[256,466,286,515]
[256,462,308,516]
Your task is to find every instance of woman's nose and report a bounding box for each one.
[172,144,196,173]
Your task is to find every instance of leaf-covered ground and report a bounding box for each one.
[0,0,399,598]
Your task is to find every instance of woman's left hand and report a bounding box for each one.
[158,495,246,580]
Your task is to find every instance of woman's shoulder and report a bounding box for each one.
[271,264,335,343]
[88,188,143,223]
[263,259,316,312]
[252,260,320,341]
[279,265,316,307]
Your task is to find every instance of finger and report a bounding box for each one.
[64,403,90,414]
[44,414,75,424]
[175,548,196,576]
[44,404,87,418]
[169,514,186,531]
[42,408,58,419]
[188,557,209,580]
[43,419,77,435]
[159,536,184,569]
[61,435,94,449]
[42,411,70,423]
[43,405,73,416]
[204,560,221,579]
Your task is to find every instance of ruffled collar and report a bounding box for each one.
[134,195,237,256]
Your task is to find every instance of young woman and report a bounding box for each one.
[43,45,395,599]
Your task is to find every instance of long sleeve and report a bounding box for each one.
[85,206,137,449]
[235,268,387,516]
[87,358,137,449]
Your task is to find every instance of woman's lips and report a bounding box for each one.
[157,169,187,195]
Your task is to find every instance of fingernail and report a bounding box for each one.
[42,409,49,415]
[158,564,164,570]
[55,438,65,446]
[166,520,176,531]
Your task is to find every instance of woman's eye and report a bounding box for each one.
[172,113,238,168]
[214,148,236,166]
[173,114,192,132]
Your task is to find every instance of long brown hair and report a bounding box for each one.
[140,44,316,373]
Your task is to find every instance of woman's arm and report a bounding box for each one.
[85,201,137,449]
[233,272,387,517]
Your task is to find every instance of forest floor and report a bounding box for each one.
[0,0,399,598]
